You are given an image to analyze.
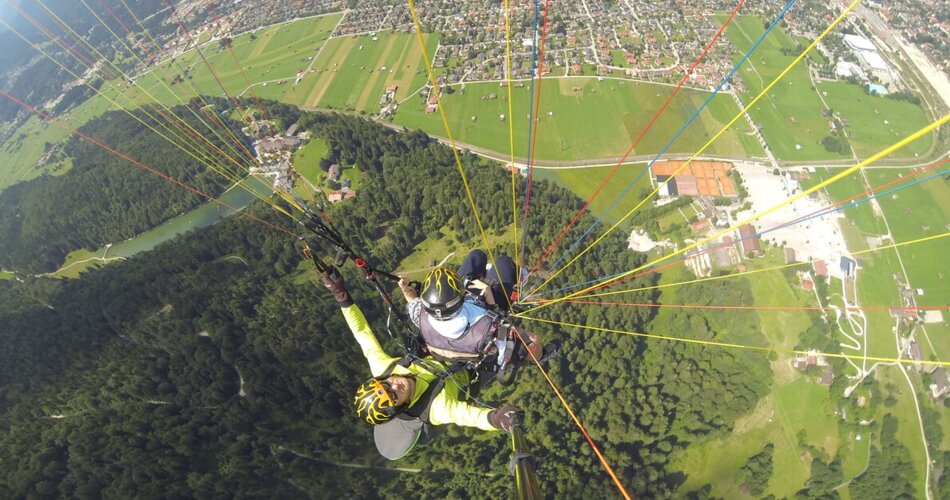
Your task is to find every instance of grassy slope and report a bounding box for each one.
[292,138,329,186]
[670,254,852,498]
[533,163,654,226]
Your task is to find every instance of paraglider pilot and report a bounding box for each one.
[323,267,523,460]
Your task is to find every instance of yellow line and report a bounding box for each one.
[19,0,296,219]
[525,0,864,298]
[521,316,950,368]
[505,0,519,281]
[561,232,950,300]
[407,0,511,302]
[525,115,947,315]
[46,0,256,177]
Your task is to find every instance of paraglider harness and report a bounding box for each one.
[419,293,523,392]
[295,196,542,494]
[294,195,521,390]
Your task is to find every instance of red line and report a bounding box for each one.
[159,0,258,163]
[96,0,134,35]
[567,159,949,297]
[0,89,299,239]
[526,0,746,278]
[554,300,950,312]
[522,0,552,221]
[203,0,273,126]
[511,327,632,499]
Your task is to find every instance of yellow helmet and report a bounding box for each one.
[354,378,399,425]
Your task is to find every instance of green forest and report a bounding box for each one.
[0,111,929,497]
[0,101,252,273]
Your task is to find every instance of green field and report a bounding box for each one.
[533,163,654,224]
[0,270,14,280]
[292,138,329,186]
[719,15,844,162]
[874,170,950,307]
[818,82,933,159]
[864,368,931,499]
[281,32,439,112]
[136,14,344,105]
[721,15,934,162]
[395,77,765,161]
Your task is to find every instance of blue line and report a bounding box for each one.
[541,0,798,279]
[518,0,541,274]
[530,168,947,299]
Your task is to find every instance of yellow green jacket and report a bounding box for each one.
[341,304,497,431]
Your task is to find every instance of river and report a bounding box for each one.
[100,176,275,259]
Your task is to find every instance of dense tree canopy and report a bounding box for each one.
[0,102,247,272]
[1,111,776,497]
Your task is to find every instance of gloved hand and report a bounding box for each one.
[323,267,353,307]
[399,277,418,300]
[488,405,524,432]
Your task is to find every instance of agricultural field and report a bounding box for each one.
[396,77,765,162]
[135,14,344,105]
[281,32,439,112]
[718,15,841,162]
[874,170,950,307]
[718,15,934,163]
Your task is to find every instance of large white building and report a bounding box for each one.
[843,34,895,83]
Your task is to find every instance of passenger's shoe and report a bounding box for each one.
[538,339,562,364]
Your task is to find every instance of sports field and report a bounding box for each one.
[396,77,765,162]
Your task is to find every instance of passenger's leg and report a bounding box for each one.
[486,254,517,309]
[457,249,487,280]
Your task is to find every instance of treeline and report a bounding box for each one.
[0,102,249,273]
[0,111,774,497]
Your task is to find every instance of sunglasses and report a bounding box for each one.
[374,380,398,406]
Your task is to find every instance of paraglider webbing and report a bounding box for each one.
[296,198,418,343]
